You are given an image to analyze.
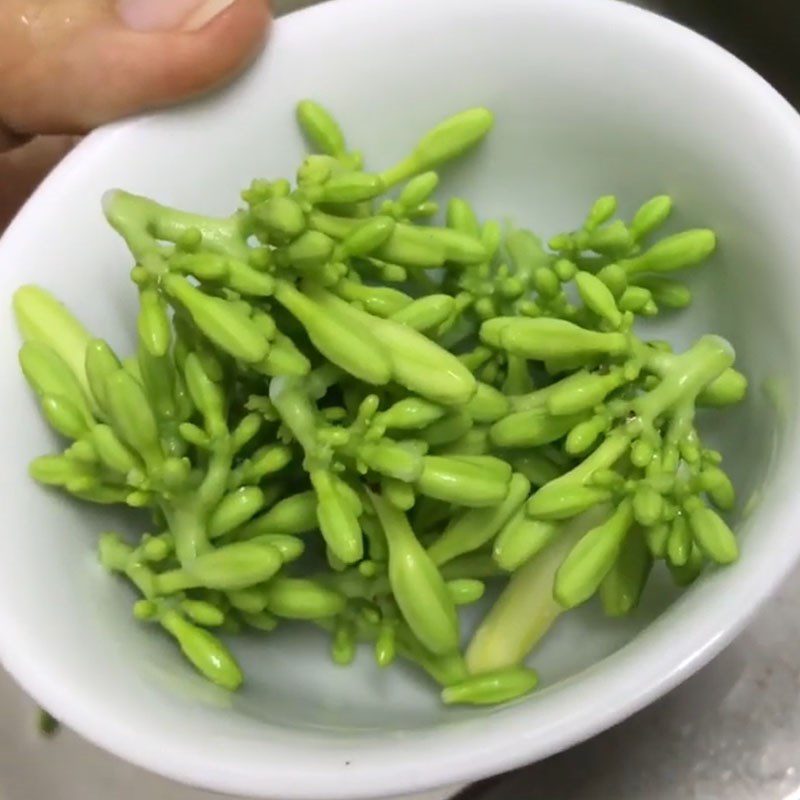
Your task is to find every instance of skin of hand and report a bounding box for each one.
[0,0,271,231]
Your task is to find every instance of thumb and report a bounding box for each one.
[0,0,271,139]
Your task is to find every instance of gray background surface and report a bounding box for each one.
[3,1,799,799]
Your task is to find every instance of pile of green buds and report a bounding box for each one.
[13,99,746,707]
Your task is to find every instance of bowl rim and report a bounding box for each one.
[2,0,800,797]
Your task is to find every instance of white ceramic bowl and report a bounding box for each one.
[2,0,800,797]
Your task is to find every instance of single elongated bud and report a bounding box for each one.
[424,227,487,263]
[698,368,747,407]
[632,484,664,527]
[506,228,549,278]
[29,454,96,488]
[490,407,586,449]
[169,252,229,281]
[629,195,673,242]
[597,263,628,297]
[409,108,493,174]
[39,394,90,439]
[669,543,705,586]
[416,455,511,507]
[466,382,510,423]
[527,483,612,521]
[247,533,305,563]
[137,288,171,357]
[225,260,276,297]
[446,194,481,236]
[700,465,736,510]
[240,611,279,632]
[584,195,617,231]
[274,281,392,385]
[618,285,653,313]
[372,224,446,267]
[446,578,485,605]
[231,413,262,452]
[599,528,652,616]
[84,339,121,414]
[389,295,456,333]
[338,215,396,257]
[554,500,634,608]
[91,424,142,474]
[180,600,225,627]
[184,542,283,590]
[320,173,385,203]
[667,514,691,566]
[634,276,692,309]
[284,230,335,271]
[311,470,363,564]
[331,619,357,665]
[381,476,416,511]
[428,473,530,565]
[375,622,396,667]
[419,410,472,447]
[359,440,425,482]
[227,587,269,614]
[296,100,346,156]
[183,354,224,427]
[574,271,622,328]
[585,220,633,255]
[645,521,671,558]
[13,285,93,398]
[621,229,716,275]
[208,487,265,538]
[509,452,564,487]
[19,342,95,424]
[236,443,294,484]
[333,279,411,317]
[493,510,560,571]
[546,369,625,416]
[685,498,738,564]
[565,415,607,456]
[371,492,459,655]
[163,275,268,363]
[242,490,318,537]
[253,196,306,244]
[441,667,539,706]
[400,172,439,209]
[265,577,346,618]
[160,611,242,690]
[481,317,628,361]
[376,397,446,430]
[137,346,176,425]
[104,370,162,467]
[258,332,311,377]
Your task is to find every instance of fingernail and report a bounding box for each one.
[117,0,239,32]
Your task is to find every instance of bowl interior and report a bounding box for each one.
[1,0,800,797]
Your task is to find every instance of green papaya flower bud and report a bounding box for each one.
[265,577,346,618]
[621,229,716,275]
[160,611,243,690]
[574,271,623,328]
[371,492,459,655]
[554,500,634,608]
[137,288,171,357]
[163,275,269,363]
[629,195,673,242]
[685,498,738,564]
[441,666,539,706]
[184,542,283,590]
[296,100,346,156]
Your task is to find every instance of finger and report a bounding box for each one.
[0,0,270,138]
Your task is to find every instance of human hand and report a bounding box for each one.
[0,0,271,230]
